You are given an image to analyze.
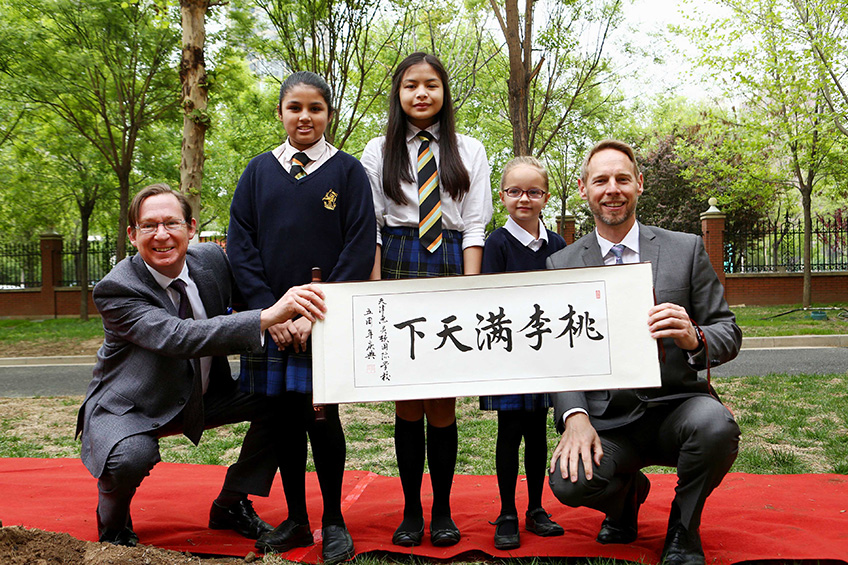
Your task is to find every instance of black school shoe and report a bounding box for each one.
[430,515,461,547]
[490,514,520,550]
[322,524,355,565]
[255,519,314,553]
[209,498,273,539]
[525,507,564,537]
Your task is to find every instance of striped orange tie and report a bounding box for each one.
[290,152,311,179]
[417,132,442,252]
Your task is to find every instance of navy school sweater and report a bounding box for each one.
[481,226,567,274]
[228,150,377,309]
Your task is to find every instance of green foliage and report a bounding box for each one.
[0,0,181,251]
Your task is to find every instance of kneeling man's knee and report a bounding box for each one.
[548,458,607,508]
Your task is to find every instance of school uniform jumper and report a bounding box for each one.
[228,146,376,529]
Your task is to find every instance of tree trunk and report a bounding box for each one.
[79,217,89,321]
[491,0,531,156]
[117,176,130,261]
[801,187,812,307]
[179,0,209,225]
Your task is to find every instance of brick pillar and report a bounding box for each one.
[699,198,726,287]
[557,212,576,245]
[40,231,63,318]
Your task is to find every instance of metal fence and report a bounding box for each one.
[0,242,41,288]
[59,238,126,287]
[726,216,848,273]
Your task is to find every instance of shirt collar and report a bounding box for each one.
[504,216,549,248]
[144,260,190,291]
[406,122,441,144]
[595,221,640,259]
[274,137,328,162]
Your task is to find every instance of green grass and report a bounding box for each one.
[0,318,104,344]
[732,303,848,337]
[6,375,844,476]
[0,302,845,351]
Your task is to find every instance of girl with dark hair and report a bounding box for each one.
[360,52,493,548]
[228,71,376,564]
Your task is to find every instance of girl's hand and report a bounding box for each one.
[288,316,313,353]
[268,321,295,349]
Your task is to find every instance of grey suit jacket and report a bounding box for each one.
[76,243,265,478]
[546,223,741,433]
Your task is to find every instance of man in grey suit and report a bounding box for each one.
[76,184,326,546]
[546,140,741,565]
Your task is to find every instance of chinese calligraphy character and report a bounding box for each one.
[395,317,426,360]
[519,304,551,351]
[475,307,513,352]
[435,315,472,353]
[556,304,605,348]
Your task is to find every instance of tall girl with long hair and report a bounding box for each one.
[361,52,493,547]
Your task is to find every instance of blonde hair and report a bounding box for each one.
[500,156,549,192]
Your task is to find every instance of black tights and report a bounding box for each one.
[394,415,458,530]
[495,409,549,516]
[276,393,346,527]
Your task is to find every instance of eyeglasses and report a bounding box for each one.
[503,187,547,200]
[135,220,187,234]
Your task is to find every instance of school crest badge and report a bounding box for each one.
[323,189,338,210]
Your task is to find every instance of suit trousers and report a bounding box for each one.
[549,395,740,532]
[96,389,278,534]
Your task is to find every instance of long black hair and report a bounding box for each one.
[381,52,470,205]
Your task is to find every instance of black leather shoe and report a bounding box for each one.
[596,472,650,545]
[209,498,273,540]
[490,514,520,550]
[96,507,138,547]
[525,507,564,537]
[322,524,355,565]
[99,527,138,547]
[255,519,313,553]
[392,517,424,547]
[661,523,705,565]
[430,516,461,547]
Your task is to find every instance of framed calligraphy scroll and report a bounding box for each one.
[312,262,660,404]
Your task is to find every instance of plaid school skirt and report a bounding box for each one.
[479,393,552,411]
[381,226,463,279]
[238,341,312,396]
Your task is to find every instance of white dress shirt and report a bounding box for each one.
[361,122,493,249]
[596,222,641,265]
[144,261,212,394]
[504,216,549,251]
[273,137,338,175]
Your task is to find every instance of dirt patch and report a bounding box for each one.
[0,337,102,359]
[0,526,250,564]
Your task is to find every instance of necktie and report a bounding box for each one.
[169,279,203,444]
[417,132,442,252]
[610,244,625,265]
[290,152,312,179]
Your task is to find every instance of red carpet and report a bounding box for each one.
[0,458,846,563]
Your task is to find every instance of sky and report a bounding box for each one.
[617,0,729,101]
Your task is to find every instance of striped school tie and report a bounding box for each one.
[290,152,311,179]
[417,131,442,252]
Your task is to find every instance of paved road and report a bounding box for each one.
[0,350,845,398]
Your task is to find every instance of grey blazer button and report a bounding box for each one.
[151,422,160,428]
